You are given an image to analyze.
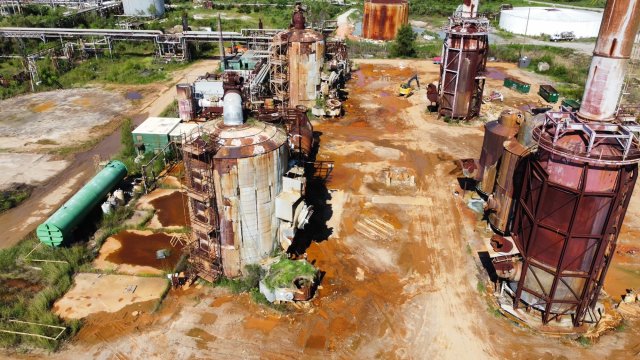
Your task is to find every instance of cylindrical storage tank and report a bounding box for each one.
[122,0,165,17]
[477,110,522,195]
[176,84,194,122]
[201,120,288,277]
[288,30,325,108]
[499,7,602,38]
[36,160,128,246]
[222,91,244,126]
[438,19,489,119]
[512,115,640,326]
[362,0,409,41]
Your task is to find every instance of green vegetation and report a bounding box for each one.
[409,0,605,17]
[0,185,32,214]
[0,235,89,350]
[476,280,486,294]
[216,264,262,294]
[391,24,418,58]
[489,44,590,99]
[263,257,316,290]
[577,335,591,346]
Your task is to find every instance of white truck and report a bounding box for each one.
[550,31,576,42]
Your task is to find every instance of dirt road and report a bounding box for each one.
[0,60,218,249]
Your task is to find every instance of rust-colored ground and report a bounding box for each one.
[9,60,640,360]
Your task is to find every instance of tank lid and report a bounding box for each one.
[200,119,287,159]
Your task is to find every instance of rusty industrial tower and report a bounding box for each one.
[438,0,489,120]
[507,0,640,326]
[361,0,409,41]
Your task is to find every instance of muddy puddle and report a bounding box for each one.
[106,231,184,271]
[149,191,190,227]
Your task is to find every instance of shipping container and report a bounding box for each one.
[132,117,181,153]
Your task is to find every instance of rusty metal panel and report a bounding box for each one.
[362,0,409,41]
[487,140,527,234]
[176,83,194,121]
[288,32,325,108]
[477,110,522,195]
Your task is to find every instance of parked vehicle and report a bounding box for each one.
[550,31,576,42]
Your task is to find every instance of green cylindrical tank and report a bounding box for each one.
[36,160,127,247]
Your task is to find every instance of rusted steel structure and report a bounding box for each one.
[438,9,489,120]
[269,4,325,108]
[480,0,640,327]
[578,0,640,121]
[361,0,409,41]
[512,112,640,325]
[477,109,522,195]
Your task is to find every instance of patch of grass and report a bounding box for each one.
[151,279,171,313]
[0,185,32,214]
[34,139,58,146]
[466,243,472,255]
[216,264,262,294]
[577,335,591,347]
[263,257,317,291]
[476,280,486,294]
[159,100,179,118]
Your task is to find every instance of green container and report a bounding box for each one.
[538,85,559,103]
[36,160,127,247]
[504,77,531,94]
[561,99,582,111]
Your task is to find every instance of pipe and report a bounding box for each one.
[462,0,479,18]
[578,0,640,121]
[223,91,244,126]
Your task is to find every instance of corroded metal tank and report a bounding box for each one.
[512,112,640,325]
[202,120,288,277]
[288,31,325,107]
[477,109,522,195]
[362,0,409,41]
[438,16,489,119]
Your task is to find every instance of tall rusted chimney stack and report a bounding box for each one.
[578,0,640,121]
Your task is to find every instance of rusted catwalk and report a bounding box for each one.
[511,0,640,326]
[438,0,489,120]
[361,0,409,41]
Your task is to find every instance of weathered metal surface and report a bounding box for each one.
[487,139,527,234]
[579,0,640,121]
[362,0,409,41]
[176,83,194,121]
[477,109,522,195]
[438,17,489,120]
[512,111,640,326]
[288,31,325,108]
[183,120,288,277]
[282,106,314,159]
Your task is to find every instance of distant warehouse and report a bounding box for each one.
[499,7,603,38]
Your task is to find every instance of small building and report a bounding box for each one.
[132,117,181,153]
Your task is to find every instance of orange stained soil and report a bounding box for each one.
[107,230,184,271]
[149,191,190,227]
[31,101,56,112]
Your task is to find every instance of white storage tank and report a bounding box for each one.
[499,7,603,38]
[123,0,165,17]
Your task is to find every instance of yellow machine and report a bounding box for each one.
[398,74,420,97]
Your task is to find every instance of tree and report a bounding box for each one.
[390,24,417,58]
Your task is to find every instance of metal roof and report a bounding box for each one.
[132,117,181,135]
